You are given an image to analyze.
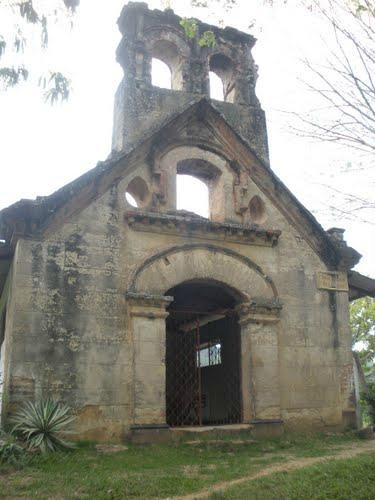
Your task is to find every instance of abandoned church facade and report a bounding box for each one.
[1,3,374,441]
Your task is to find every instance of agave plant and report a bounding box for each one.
[11,398,75,453]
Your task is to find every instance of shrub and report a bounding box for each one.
[0,430,26,465]
[362,382,375,428]
[12,398,75,453]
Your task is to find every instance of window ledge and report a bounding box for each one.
[125,210,281,247]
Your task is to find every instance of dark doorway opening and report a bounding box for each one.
[166,281,242,427]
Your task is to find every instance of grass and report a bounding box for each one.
[211,452,375,499]
[0,431,371,499]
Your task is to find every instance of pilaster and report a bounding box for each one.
[126,292,173,426]
[237,300,282,422]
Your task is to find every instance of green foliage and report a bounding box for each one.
[199,30,216,48]
[0,1,78,102]
[12,398,75,453]
[212,453,375,499]
[19,0,39,24]
[362,382,375,426]
[350,297,375,376]
[0,37,6,57]
[0,66,28,87]
[350,0,374,16]
[180,17,198,39]
[0,432,364,497]
[0,430,26,466]
[180,17,216,48]
[40,72,71,104]
[63,0,80,12]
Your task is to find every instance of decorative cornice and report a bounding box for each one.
[125,211,281,247]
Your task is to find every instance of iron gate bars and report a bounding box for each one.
[166,310,241,427]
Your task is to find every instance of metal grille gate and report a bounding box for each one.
[166,312,241,427]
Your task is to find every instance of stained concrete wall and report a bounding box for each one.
[0,146,354,440]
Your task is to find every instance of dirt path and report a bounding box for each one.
[172,440,375,500]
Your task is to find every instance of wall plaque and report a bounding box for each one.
[317,271,348,292]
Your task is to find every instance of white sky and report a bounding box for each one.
[0,0,374,276]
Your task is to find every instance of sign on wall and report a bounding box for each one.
[317,271,349,292]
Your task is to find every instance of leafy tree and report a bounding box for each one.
[0,0,79,103]
[351,297,375,378]
[362,381,375,426]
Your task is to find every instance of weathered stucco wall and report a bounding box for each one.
[0,2,356,442]
[0,155,354,440]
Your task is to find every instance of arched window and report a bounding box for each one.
[249,195,267,224]
[125,192,138,208]
[151,58,172,89]
[177,174,209,218]
[151,39,184,90]
[209,54,236,103]
[209,71,224,101]
[125,176,150,209]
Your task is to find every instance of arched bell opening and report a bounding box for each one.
[165,279,243,427]
[151,58,172,89]
[209,53,236,103]
[151,39,185,90]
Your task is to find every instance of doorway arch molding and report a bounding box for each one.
[128,243,278,300]
[127,243,282,428]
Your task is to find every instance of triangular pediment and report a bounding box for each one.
[0,98,354,268]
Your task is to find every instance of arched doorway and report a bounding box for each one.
[127,244,281,428]
[165,280,242,427]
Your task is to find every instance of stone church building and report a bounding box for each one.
[1,3,374,441]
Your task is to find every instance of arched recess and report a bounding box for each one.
[176,174,209,217]
[154,145,236,222]
[129,243,277,300]
[143,29,191,91]
[209,53,236,103]
[151,58,172,89]
[165,279,243,426]
[127,244,282,428]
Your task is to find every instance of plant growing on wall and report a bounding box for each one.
[12,398,75,453]
[180,18,216,47]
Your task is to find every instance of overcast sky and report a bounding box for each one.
[0,0,374,276]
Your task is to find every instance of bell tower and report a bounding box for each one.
[112,2,269,164]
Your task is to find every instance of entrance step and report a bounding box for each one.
[171,423,252,434]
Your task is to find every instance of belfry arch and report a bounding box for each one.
[143,29,191,91]
[127,244,282,429]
